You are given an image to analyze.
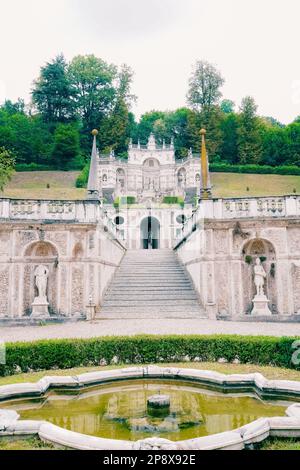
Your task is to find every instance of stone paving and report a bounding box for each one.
[1,319,300,343]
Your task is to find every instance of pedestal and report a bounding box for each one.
[251,294,272,316]
[31,297,50,318]
[86,303,96,321]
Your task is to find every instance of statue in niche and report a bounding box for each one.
[34,265,49,301]
[253,258,266,296]
[251,258,272,316]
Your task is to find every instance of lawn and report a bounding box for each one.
[1,171,300,200]
[0,171,85,200]
[1,361,300,386]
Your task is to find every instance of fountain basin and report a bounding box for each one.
[1,367,300,450]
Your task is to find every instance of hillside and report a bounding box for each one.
[1,171,300,200]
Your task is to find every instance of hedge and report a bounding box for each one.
[210,163,300,176]
[163,196,185,207]
[16,163,55,172]
[113,196,136,208]
[0,335,299,378]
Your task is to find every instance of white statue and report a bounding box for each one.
[254,258,266,296]
[34,265,49,301]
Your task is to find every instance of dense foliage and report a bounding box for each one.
[0,334,298,377]
[0,147,15,190]
[0,56,299,173]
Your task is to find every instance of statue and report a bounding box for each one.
[34,265,49,300]
[251,258,272,316]
[31,265,50,318]
[254,258,266,296]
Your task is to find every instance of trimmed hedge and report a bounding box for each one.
[16,163,55,172]
[163,196,185,208]
[210,163,300,176]
[0,335,299,378]
[113,196,136,208]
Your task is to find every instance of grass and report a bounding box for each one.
[211,172,300,198]
[0,437,55,451]
[260,438,300,450]
[1,171,300,200]
[0,171,85,200]
[1,361,300,387]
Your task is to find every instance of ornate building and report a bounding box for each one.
[94,133,202,204]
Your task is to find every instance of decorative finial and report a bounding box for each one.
[91,129,99,136]
[200,128,206,136]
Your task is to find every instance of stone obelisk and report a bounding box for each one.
[199,129,212,199]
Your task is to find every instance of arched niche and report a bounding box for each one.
[116,168,126,188]
[177,168,187,188]
[142,159,160,190]
[23,241,58,316]
[72,242,84,260]
[241,238,277,314]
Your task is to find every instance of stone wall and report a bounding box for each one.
[175,218,300,319]
[0,221,125,319]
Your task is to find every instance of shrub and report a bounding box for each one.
[163,196,184,208]
[0,335,299,378]
[113,196,136,208]
[75,162,90,188]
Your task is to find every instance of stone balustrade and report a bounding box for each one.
[0,198,99,222]
[179,195,300,241]
[0,198,122,241]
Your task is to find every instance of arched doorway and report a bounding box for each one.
[140,217,160,249]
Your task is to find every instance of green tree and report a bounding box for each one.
[220,99,235,114]
[219,113,239,163]
[187,60,225,113]
[285,122,300,166]
[51,124,80,170]
[237,96,263,164]
[32,54,75,123]
[0,147,15,190]
[68,55,117,132]
[262,127,289,166]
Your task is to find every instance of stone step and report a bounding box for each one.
[98,312,205,319]
[103,300,200,307]
[107,284,194,294]
[105,294,199,301]
[101,249,202,319]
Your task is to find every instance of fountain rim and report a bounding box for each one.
[1,366,300,450]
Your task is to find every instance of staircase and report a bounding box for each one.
[99,249,206,319]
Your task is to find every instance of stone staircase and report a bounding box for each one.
[99,249,206,319]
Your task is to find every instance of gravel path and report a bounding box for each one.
[1,319,300,343]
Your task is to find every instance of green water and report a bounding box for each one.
[5,380,288,441]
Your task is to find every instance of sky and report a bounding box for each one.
[0,0,300,123]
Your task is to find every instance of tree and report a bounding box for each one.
[117,64,137,107]
[51,124,80,170]
[237,96,263,164]
[68,55,117,132]
[187,60,225,113]
[101,98,131,155]
[32,54,75,123]
[285,122,300,166]
[219,113,239,163]
[220,99,235,114]
[2,99,25,115]
[0,147,15,190]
